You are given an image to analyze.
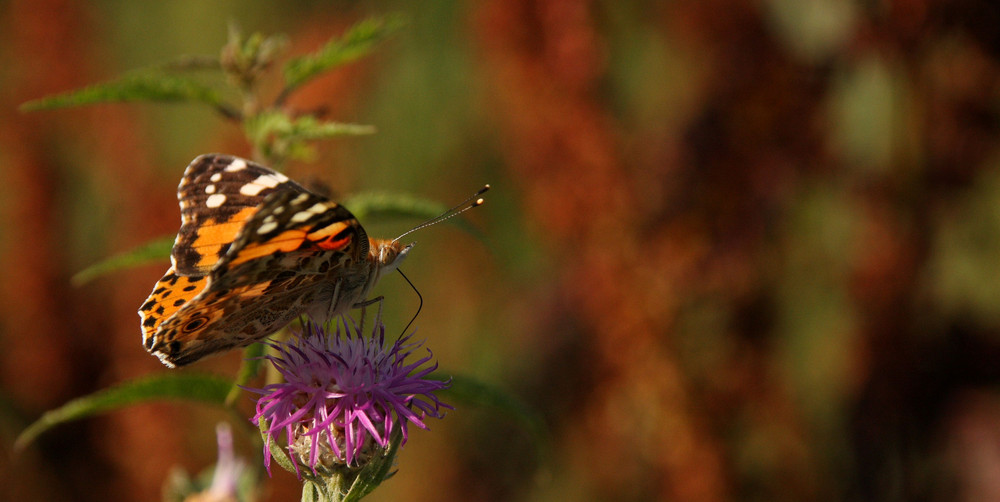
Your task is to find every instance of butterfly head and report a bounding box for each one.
[370,238,413,275]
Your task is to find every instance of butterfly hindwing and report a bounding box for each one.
[172,154,308,276]
[138,267,208,350]
[144,272,346,367]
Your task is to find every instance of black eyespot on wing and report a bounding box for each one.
[182,317,208,333]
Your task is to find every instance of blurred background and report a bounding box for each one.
[4,0,1000,500]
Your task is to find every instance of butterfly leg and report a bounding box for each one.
[355,296,384,336]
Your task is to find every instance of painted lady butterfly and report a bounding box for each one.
[139,154,417,367]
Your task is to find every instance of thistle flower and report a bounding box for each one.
[247,317,451,477]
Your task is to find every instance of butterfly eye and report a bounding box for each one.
[182,316,209,333]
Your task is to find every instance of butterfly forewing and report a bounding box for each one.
[213,190,369,275]
[173,154,308,276]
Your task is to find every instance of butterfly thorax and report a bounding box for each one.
[306,238,411,322]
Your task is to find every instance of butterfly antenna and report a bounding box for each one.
[391,184,490,245]
[397,268,422,336]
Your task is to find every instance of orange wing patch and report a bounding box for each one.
[226,229,310,267]
[187,207,258,272]
[227,221,353,267]
[308,221,353,250]
[139,268,208,346]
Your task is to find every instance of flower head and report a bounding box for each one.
[247,316,451,476]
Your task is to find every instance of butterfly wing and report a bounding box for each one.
[172,153,308,276]
[140,154,309,361]
[145,190,373,367]
[138,268,209,347]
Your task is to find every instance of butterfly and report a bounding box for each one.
[138,153,416,367]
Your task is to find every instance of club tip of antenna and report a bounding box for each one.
[473,198,485,207]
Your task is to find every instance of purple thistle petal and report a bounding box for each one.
[246,316,450,476]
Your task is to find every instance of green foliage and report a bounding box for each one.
[282,15,406,92]
[71,235,174,285]
[15,374,232,451]
[245,112,376,166]
[20,74,231,114]
[222,24,288,90]
[21,16,405,166]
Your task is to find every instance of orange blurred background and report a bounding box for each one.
[5,1,1000,501]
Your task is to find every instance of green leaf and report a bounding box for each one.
[153,54,222,72]
[72,235,174,286]
[20,74,233,115]
[344,192,485,240]
[221,24,288,89]
[436,373,547,449]
[283,15,406,91]
[15,373,232,450]
[246,112,375,148]
[246,112,376,166]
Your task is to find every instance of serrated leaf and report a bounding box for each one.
[344,192,485,241]
[246,112,376,166]
[246,113,375,146]
[20,74,229,112]
[15,373,232,451]
[72,235,174,286]
[153,54,222,72]
[283,15,406,91]
[436,373,547,448]
[285,117,377,140]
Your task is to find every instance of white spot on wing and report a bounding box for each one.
[210,173,222,182]
[290,211,313,223]
[205,185,216,194]
[206,194,227,208]
[307,203,327,214]
[292,193,311,204]
[224,159,248,172]
[257,221,278,234]
[240,183,265,196]
[256,175,282,188]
